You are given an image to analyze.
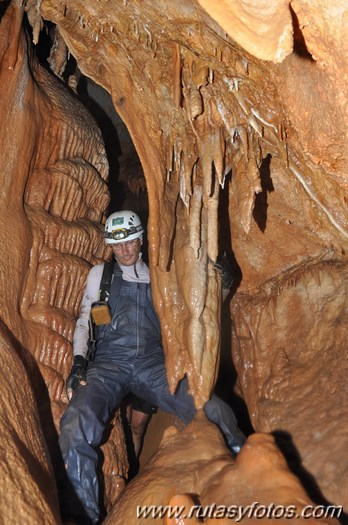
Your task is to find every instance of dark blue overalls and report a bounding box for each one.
[59,265,245,524]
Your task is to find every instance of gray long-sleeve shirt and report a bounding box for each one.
[73,257,150,357]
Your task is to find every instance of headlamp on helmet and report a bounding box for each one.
[104,210,144,244]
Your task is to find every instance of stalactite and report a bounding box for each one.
[47,26,68,79]
[166,153,173,185]
[174,202,208,402]
[189,184,203,258]
[179,160,189,208]
[173,137,183,182]
[187,87,204,119]
[238,125,249,159]
[213,125,225,187]
[248,114,263,137]
[186,314,205,388]
[201,258,221,395]
[178,146,198,209]
[25,0,43,45]
[233,88,249,115]
[158,186,178,272]
[133,20,140,42]
[231,126,262,234]
[206,171,219,262]
[216,98,237,138]
[173,43,182,109]
[143,24,152,49]
[251,107,278,132]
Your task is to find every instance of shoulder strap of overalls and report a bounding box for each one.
[99,258,122,302]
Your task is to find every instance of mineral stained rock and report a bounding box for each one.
[105,414,340,525]
[0,3,127,519]
[0,0,347,521]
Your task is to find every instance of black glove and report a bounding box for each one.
[214,252,235,290]
[66,355,87,400]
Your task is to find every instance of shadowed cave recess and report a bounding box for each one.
[0,1,347,524]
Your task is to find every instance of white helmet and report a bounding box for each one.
[104,210,144,244]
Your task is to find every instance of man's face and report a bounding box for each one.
[111,237,142,266]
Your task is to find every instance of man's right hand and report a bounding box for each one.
[66,355,87,401]
[214,252,235,290]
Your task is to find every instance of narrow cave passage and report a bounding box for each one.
[70,72,254,471]
[31,26,251,475]
[1,3,347,522]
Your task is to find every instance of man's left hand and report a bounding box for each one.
[66,355,87,401]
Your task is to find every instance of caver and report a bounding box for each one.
[59,210,246,525]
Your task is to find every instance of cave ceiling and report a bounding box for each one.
[31,0,348,403]
[0,0,347,520]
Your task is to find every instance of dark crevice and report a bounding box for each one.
[290,5,315,61]
[253,153,274,233]
[216,171,254,438]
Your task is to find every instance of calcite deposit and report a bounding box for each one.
[105,415,340,525]
[0,0,347,523]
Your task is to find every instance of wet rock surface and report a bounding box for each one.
[0,0,347,521]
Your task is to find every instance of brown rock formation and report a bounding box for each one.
[0,318,60,524]
[0,0,347,522]
[0,2,128,517]
[105,415,340,525]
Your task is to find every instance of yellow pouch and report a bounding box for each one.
[91,301,112,325]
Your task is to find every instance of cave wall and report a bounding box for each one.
[0,3,128,517]
[0,319,60,524]
[0,0,347,520]
[35,0,347,506]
